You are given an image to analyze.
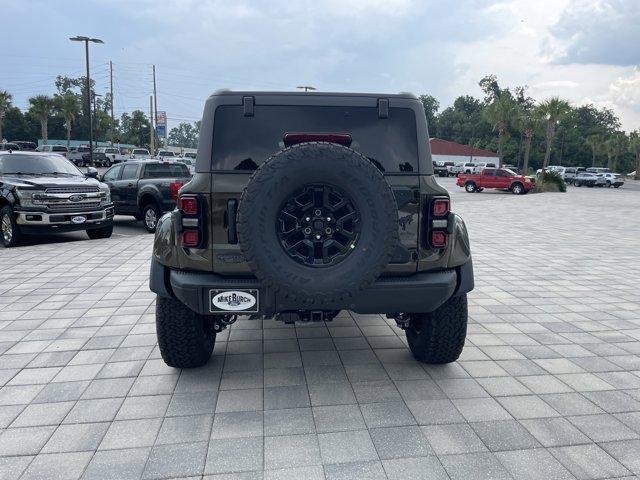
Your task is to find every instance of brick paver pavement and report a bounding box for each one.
[1,181,639,479]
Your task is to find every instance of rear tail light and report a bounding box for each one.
[424,196,451,249]
[432,198,450,217]
[179,196,198,215]
[431,231,448,248]
[181,230,199,247]
[170,182,183,200]
[178,195,203,248]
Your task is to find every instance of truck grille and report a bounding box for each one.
[40,186,105,212]
[45,186,99,194]
[48,202,102,212]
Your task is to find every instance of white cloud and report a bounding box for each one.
[609,69,640,108]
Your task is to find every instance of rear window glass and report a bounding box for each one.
[142,163,189,178]
[52,146,68,152]
[212,105,418,173]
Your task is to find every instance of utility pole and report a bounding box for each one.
[109,61,114,146]
[153,65,158,148]
[70,36,103,167]
[149,96,155,154]
[296,86,316,92]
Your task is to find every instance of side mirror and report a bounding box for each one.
[86,167,99,179]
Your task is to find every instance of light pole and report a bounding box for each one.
[70,35,104,166]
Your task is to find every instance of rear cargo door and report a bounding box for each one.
[209,102,420,274]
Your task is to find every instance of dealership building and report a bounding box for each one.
[429,138,501,167]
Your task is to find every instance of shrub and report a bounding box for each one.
[533,170,566,193]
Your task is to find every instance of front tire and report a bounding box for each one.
[156,296,216,368]
[511,182,524,195]
[465,182,476,193]
[1,206,21,248]
[142,203,161,233]
[87,225,113,239]
[406,295,468,364]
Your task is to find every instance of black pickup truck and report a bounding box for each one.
[100,160,191,232]
[0,151,114,247]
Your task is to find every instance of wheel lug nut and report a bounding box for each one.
[325,228,332,235]
[305,217,310,222]
[326,217,331,222]
[315,234,321,240]
[304,227,311,235]
[314,209,322,216]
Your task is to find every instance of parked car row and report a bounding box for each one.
[433,160,500,177]
[0,149,196,247]
[541,166,626,188]
[6,143,197,167]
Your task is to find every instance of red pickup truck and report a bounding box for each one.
[456,168,535,195]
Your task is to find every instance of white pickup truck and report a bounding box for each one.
[96,147,128,164]
[130,148,152,160]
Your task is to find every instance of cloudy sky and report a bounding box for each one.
[1,0,639,131]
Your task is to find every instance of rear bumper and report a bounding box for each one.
[150,258,474,317]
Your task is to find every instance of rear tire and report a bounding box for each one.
[142,203,161,233]
[465,182,476,193]
[406,295,468,364]
[1,206,21,248]
[156,296,216,368]
[87,225,113,239]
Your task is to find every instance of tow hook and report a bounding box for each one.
[389,313,411,330]
[213,314,237,332]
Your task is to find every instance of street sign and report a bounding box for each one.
[156,111,167,138]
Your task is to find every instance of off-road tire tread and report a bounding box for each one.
[156,296,215,368]
[406,294,468,364]
[237,142,398,306]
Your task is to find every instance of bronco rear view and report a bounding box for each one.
[149,91,474,368]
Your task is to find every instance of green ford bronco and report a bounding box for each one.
[149,91,474,368]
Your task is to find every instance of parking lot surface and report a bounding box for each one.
[1,180,639,480]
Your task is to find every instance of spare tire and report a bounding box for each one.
[237,142,399,307]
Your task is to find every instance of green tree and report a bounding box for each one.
[518,112,542,174]
[418,94,439,134]
[168,122,200,148]
[55,93,80,147]
[605,132,627,171]
[28,95,55,144]
[629,131,640,180]
[120,110,151,148]
[536,97,571,168]
[585,134,603,167]
[0,90,12,142]
[478,74,503,103]
[484,92,519,162]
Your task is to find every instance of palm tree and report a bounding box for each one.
[629,131,640,180]
[585,135,602,167]
[484,92,518,164]
[0,90,12,142]
[518,112,541,174]
[29,95,55,144]
[536,97,571,168]
[56,93,80,147]
[605,132,627,171]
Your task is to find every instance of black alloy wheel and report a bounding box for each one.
[277,184,360,267]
